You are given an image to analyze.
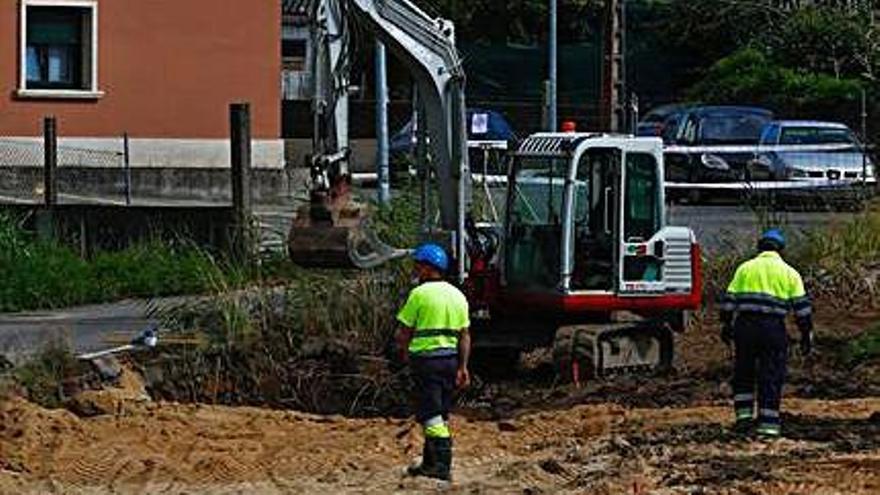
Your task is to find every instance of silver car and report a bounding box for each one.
[755,121,875,183]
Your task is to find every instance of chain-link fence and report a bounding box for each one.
[0,132,127,205]
[0,116,299,210]
[0,113,298,255]
[0,138,45,204]
[57,143,127,205]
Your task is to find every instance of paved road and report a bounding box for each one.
[0,300,159,359]
[668,205,854,253]
[0,204,854,357]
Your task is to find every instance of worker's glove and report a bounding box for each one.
[721,323,733,346]
[799,331,813,357]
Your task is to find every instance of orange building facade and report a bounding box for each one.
[0,0,282,167]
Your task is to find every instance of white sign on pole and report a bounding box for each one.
[471,113,489,135]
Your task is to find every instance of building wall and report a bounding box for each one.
[0,0,281,140]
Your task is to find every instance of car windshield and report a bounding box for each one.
[779,126,857,145]
[699,113,769,144]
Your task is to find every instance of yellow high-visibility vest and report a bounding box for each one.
[397,281,470,356]
[721,251,811,318]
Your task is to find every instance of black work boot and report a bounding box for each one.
[407,439,437,477]
[732,418,754,437]
[408,438,451,481]
[432,437,452,481]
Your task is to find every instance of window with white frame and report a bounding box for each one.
[19,0,100,97]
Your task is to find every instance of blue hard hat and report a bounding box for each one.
[760,228,786,249]
[412,243,449,272]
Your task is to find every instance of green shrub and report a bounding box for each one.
[842,323,880,366]
[13,337,80,409]
[687,47,863,113]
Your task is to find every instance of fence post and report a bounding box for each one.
[229,103,253,261]
[36,116,59,242]
[43,116,57,206]
[123,132,132,205]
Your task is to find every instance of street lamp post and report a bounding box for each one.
[548,0,558,132]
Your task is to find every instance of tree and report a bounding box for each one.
[414,0,603,44]
[764,6,871,79]
[687,47,864,116]
[659,0,785,65]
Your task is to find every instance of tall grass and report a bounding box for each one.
[0,212,244,312]
[144,185,421,416]
[704,207,880,309]
[147,266,412,415]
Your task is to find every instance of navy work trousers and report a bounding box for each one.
[411,355,458,424]
[732,313,788,429]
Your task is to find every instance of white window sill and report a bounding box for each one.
[16,88,105,100]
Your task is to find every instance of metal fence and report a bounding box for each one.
[0,110,301,255]
[0,131,126,206]
[0,116,299,209]
[0,138,44,204]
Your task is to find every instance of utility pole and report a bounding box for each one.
[375,41,390,204]
[601,0,626,132]
[547,0,558,131]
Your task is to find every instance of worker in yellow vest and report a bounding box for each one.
[396,243,471,481]
[720,229,813,438]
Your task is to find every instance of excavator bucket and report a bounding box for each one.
[288,181,366,268]
[288,223,358,268]
[288,176,411,269]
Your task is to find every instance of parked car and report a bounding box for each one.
[663,106,775,183]
[754,120,875,182]
[635,103,694,137]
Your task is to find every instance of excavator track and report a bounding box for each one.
[553,321,674,382]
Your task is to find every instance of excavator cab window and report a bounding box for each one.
[622,152,663,282]
[571,149,620,291]
[504,156,568,290]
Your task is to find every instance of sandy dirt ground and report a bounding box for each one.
[0,393,878,494]
[0,311,878,494]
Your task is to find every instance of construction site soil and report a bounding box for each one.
[1,310,878,494]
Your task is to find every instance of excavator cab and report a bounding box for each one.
[490,133,702,377]
[502,133,697,298]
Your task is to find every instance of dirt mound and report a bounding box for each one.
[0,395,877,494]
[67,367,152,417]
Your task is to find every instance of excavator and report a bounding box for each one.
[288,0,702,378]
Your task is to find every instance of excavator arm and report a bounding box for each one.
[295,0,471,274]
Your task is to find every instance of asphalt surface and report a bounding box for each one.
[0,204,854,357]
[667,204,853,252]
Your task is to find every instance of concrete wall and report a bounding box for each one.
[0,0,281,139]
[1,137,285,168]
[0,166,309,205]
